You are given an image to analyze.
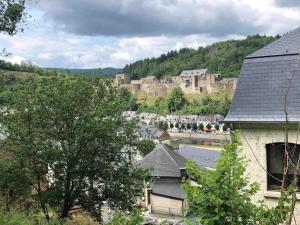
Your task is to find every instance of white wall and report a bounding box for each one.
[240,127,300,223]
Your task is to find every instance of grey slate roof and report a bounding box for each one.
[225,27,300,123]
[139,144,187,177]
[178,146,221,169]
[180,69,208,77]
[247,27,300,58]
[152,180,184,199]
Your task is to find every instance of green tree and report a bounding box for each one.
[214,124,220,131]
[186,123,191,130]
[158,121,164,130]
[192,123,197,131]
[106,209,143,225]
[181,123,185,130]
[175,122,179,130]
[163,122,169,131]
[0,160,31,211]
[222,123,229,132]
[206,123,212,131]
[0,0,27,35]
[136,139,156,157]
[184,133,292,225]
[0,76,150,222]
[170,123,174,130]
[198,123,204,131]
[167,87,187,113]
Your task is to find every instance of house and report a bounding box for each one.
[140,144,187,216]
[140,125,170,144]
[224,27,300,221]
[139,144,221,216]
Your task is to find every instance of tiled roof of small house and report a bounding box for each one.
[225,27,300,123]
[139,144,187,177]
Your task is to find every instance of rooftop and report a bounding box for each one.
[139,144,187,178]
[225,27,300,123]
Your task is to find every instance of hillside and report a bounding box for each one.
[46,67,122,77]
[123,35,279,79]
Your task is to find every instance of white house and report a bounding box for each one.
[224,27,300,223]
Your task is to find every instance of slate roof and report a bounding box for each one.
[247,27,300,58]
[180,69,208,77]
[178,146,221,169]
[152,180,184,199]
[141,125,166,139]
[225,27,300,123]
[139,144,187,177]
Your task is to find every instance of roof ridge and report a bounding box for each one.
[159,144,181,168]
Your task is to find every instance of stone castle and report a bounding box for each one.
[114,69,237,97]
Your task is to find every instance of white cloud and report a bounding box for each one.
[0,0,300,69]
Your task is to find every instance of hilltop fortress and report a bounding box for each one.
[114,69,237,97]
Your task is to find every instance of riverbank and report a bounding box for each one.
[168,132,229,140]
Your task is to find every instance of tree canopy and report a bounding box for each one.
[0,75,150,222]
[167,87,187,113]
[0,0,27,35]
[123,35,278,79]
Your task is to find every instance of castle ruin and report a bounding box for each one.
[114,69,237,97]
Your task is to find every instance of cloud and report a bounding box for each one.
[37,0,266,37]
[274,0,300,7]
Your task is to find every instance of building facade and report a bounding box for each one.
[225,27,300,223]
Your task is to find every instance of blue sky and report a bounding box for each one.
[1,0,300,69]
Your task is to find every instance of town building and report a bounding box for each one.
[224,27,300,222]
[140,125,170,144]
[139,144,221,216]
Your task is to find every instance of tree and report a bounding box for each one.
[184,133,292,225]
[214,124,219,131]
[136,139,156,157]
[186,123,191,130]
[106,209,143,225]
[0,160,31,211]
[0,0,27,35]
[167,87,187,113]
[192,123,197,131]
[181,123,186,130]
[222,123,229,132]
[170,123,174,130]
[158,121,164,130]
[163,122,169,131]
[198,123,204,131]
[175,122,179,130]
[0,76,150,222]
[206,123,212,131]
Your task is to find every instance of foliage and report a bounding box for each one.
[0,75,151,222]
[222,123,229,132]
[0,211,62,225]
[138,93,231,116]
[136,139,156,157]
[0,160,31,211]
[0,0,27,35]
[184,132,292,225]
[48,67,122,77]
[206,124,212,130]
[192,123,197,131]
[123,35,278,79]
[167,87,187,113]
[198,123,204,131]
[105,209,143,225]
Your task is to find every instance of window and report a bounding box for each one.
[266,143,300,191]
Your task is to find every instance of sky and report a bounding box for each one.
[1,0,300,69]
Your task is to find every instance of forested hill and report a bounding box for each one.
[123,35,278,79]
[47,67,122,77]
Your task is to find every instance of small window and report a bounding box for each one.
[266,143,300,191]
